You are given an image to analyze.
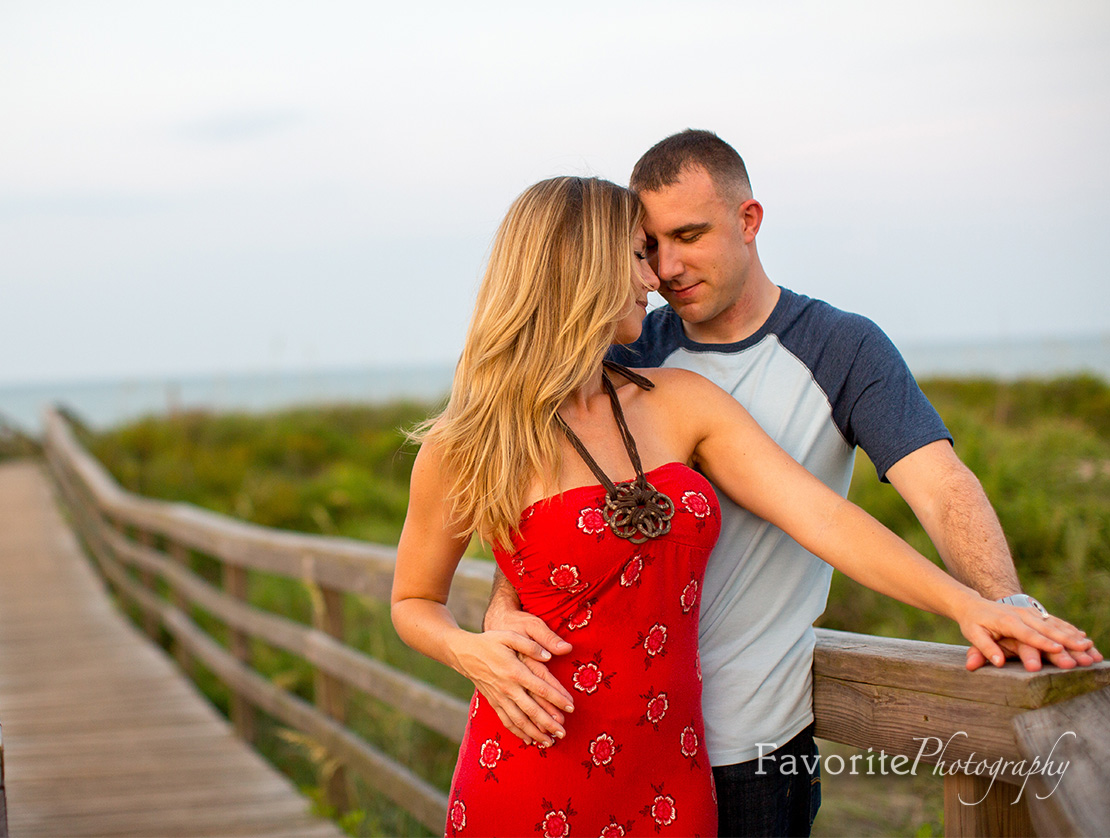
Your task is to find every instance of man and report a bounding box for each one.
[485,130,1100,836]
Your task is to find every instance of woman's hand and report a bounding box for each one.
[955,598,1097,670]
[448,629,576,747]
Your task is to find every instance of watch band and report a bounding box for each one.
[998,594,1050,619]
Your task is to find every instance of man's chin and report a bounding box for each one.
[661,296,699,321]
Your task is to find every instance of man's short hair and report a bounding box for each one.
[630,129,752,205]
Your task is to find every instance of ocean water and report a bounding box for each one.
[2,335,1107,435]
[0,364,456,435]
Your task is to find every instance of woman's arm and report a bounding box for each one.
[390,441,575,745]
[661,372,1094,666]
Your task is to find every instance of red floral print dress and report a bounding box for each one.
[446,462,721,837]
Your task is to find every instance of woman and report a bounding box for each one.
[391,177,1086,838]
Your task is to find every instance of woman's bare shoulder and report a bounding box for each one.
[622,366,725,399]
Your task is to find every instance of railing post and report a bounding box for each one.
[168,542,196,677]
[312,582,350,811]
[943,775,1033,837]
[137,530,161,640]
[1,721,9,838]
[223,564,257,743]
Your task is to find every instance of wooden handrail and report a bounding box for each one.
[41,408,1110,836]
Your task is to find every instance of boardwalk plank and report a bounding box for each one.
[0,461,342,838]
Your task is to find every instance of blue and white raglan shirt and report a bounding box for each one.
[609,287,951,767]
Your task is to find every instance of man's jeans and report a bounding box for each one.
[712,723,821,837]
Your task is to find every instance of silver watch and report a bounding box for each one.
[998,594,1049,618]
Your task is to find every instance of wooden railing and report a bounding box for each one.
[1,722,8,838]
[42,408,1109,836]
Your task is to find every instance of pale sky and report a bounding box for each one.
[2,0,1108,385]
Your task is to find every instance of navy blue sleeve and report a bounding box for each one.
[781,301,951,481]
[834,317,951,481]
[607,307,684,368]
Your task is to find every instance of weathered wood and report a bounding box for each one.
[87,526,451,833]
[1012,685,1110,837]
[224,563,257,743]
[161,608,451,834]
[138,529,161,639]
[44,411,497,628]
[168,542,195,675]
[813,629,1110,785]
[0,460,340,838]
[816,628,1110,710]
[943,774,1033,838]
[105,526,469,740]
[312,583,350,810]
[1,721,8,838]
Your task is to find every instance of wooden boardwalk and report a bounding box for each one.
[0,460,342,838]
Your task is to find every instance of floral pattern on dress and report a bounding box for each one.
[477,733,513,782]
[681,491,712,518]
[549,562,588,593]
[681,490,712,533]
[680,723,701,768]
[633,623,668,668]
[599,818,635,838]
[448,798,466,835]
[536,799,577,838]
[450,464,718,838]
[509,551,527,580]
[637,687,669,731]
[640,783,677,833]
[582,731,622,778]
[566,599,594,631]
[619,551,653,587]
[577,507,607,539]
[572,650,614,694]
[680,578,699,614]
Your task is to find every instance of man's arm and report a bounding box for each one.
[886,440,1101,670]
[885,441,1018,597]
[485,568,573,659]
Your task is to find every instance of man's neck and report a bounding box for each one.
[682,279,781,345]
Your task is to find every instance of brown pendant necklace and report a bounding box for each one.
[554,362,675,544]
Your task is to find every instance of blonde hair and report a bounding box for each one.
[417,176,642,549]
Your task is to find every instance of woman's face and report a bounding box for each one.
[614,226,661,345]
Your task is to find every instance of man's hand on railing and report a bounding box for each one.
[956,598,1100,671]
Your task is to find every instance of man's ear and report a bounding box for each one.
[739,199,763,243]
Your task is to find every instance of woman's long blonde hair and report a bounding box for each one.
[417,176,642,549]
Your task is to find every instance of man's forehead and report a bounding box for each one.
[638,168,723,235]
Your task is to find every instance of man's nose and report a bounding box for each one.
[654,242,683,282]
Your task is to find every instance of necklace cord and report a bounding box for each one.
[553,365,674,543]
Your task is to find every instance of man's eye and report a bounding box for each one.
[678,233,702,244]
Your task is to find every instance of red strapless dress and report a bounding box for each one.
[445,462,722,838]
